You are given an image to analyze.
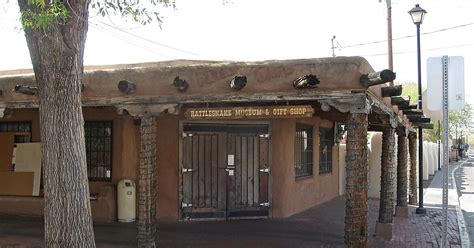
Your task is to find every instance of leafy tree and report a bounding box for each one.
[17,1,171,247]
[400,82,439,142]
[449,103,473,146]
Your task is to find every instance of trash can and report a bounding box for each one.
[117,179,136,222]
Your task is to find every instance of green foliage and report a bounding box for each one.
[399,82,418,105]
[91,0,175,26]
[21,1,69,30]
[449,103,473,142]
[20,0,174,31]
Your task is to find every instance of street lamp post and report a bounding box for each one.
[409,4,427,215]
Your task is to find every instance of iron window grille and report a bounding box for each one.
[85,121,112,181]
[295,124,313,178]
[319,127,334,174]
[0,122,32,143]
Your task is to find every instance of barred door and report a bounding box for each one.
[226,133,269,218]
[181,124,270,219]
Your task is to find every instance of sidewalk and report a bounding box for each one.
[370,160,466,247]
[0,164,465,247]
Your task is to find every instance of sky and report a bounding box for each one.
[0,0,473,106]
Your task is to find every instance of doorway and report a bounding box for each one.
[180,124,270,219]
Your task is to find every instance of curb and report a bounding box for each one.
[451,160,470,248]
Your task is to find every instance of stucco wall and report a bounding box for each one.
[271,117,339,218]
[1,108,341,222]
[0,107,138,222]
[155,113,180,221]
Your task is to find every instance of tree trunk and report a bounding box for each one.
[17,1,95,247]
[378,126,396,224]
[408,132,418,205]
[137,116,157,247]
[396,128,408,207]
[345,113,369,247]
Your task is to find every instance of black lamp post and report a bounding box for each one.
[409,4,427,215]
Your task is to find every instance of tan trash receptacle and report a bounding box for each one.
[117,179,136,222]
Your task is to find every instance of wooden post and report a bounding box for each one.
[376,125,396,239]
[408,132,418,205]
[137,115,157,248]
[396,127,409,217]
[344,112,369,247]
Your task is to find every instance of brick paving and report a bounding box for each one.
[0,196,462,247]
[0,164,464,248]
[369,205,461,247]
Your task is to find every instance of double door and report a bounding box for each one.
[181,124,270,219]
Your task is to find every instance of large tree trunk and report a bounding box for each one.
[345,113,369,247]
[396,128,408,207]
[17,1,95,247]
[378,126,396,224]
[137,116,157,247]
[408,132,418,205]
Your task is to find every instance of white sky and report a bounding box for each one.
[0,0,473,106]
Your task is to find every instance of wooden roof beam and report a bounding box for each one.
[360,69,396,87]
[381,85,402,97]
[402,109,423,115]
[390,96,410,106]
[411,122,434,129]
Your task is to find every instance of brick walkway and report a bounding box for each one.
[0,197,462,247]
[368,205,461,247]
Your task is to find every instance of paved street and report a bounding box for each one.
[454,157,474,247]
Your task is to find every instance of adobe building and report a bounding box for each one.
[0,57,428,245]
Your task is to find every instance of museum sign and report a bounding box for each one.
[184,105,314,120]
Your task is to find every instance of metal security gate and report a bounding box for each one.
[180,124,270,219]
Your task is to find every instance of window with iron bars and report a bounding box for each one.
[85,121,112,181]
[0,122,32,143]
[319,127,334,174]
[294,124,313,178]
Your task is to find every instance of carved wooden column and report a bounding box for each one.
[116,104,180,248]
[137,115,157,247]
[344,112,369,247]
[395,127,409,217]
[408,132,418,205]
[375,124,396,240]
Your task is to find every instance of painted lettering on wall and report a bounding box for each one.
[184,105,314,119]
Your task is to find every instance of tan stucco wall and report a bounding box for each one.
[0,107,138,222]
[271,117,340,218]
[0,107,341,222]
[155,113,180,221]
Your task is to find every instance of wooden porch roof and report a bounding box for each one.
[0,57,422,131]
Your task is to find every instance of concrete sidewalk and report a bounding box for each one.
[0,165,465,247]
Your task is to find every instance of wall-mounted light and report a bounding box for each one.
[230,75,247,90]
[173,76,189,92]
[292,74,320,89]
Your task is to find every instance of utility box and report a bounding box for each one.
[117,179,136,222]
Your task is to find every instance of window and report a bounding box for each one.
[319,127,334,174]
[85,122,112,181]
[0,122,32,143]
[295,124,313,178]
